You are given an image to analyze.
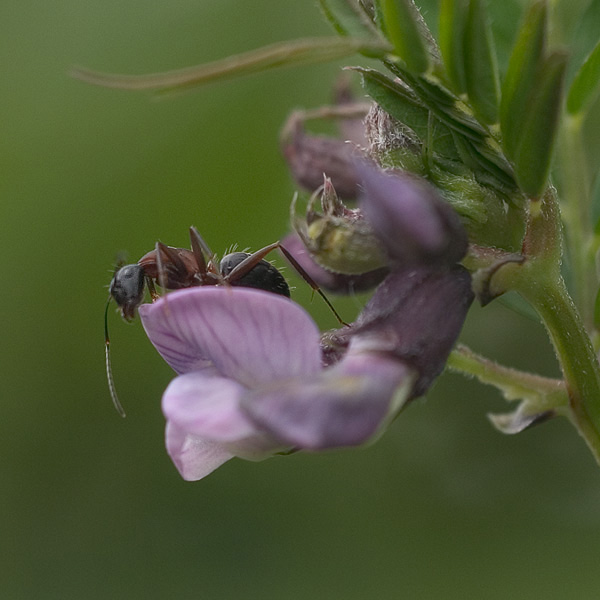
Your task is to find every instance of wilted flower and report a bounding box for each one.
[280,106,367,199]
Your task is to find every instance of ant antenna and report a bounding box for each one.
[104,295,127,418]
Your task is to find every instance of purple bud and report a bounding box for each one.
[280,112,362,199]
[357,163,468,266]
[333,75,370,148]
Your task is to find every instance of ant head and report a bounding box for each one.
[109,263,146,321]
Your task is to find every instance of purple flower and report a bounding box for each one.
[139,287,416,480]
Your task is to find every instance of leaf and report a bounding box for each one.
[594,284,600,330]
[454,134,517,190]
[71,37,390,93]
[439,0,469,94]
[318,0,380,41]
[376,0,431,74]
[592,169,600,233]
[463,0,500,124]
[386,61,489,139]
[357,68,460,160]
[500,0,548,159]
[512,51,568,198]
[568,0,600,83]
[499,291,541,322]
[567,40,600,116]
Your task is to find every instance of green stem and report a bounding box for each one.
[559,115,595,329]
[516,273,600,461]
[447,344,567,410]
[490,189,600,462]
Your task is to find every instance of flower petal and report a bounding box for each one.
[162,372,256,441]
[139,287,322,385]
[165,422,234,481]
[242,349,415,450]
[353,265,473,396]
[357,162,468,265]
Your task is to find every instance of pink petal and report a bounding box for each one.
[162,372,256,441]
[165,422,234,481]
[242,350,415,449]
[139,287,322,385]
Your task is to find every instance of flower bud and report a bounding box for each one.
[280,111,362,199]
[357,162,469,266]
[282,233,388,295]
[293,178,388,275]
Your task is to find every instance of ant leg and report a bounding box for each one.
[155,242,170,292]
[225,241,348,327]
[189,226,220,284]
[222,242,281,283]
[146,277,159,302]
[189,226,209,275]
[277,243,348,327]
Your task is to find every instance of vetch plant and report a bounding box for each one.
[80,0,600,479]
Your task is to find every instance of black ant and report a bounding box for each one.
[105,226,346,418]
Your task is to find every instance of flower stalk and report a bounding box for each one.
[489,189,600,462]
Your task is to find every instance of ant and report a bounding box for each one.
[105,226,346,418]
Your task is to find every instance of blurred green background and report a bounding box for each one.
[2,0,600,598]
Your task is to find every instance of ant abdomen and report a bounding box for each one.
[220,252,290,298]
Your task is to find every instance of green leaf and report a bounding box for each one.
[377,0,431,74]
[70,37,390,93]
[318,0,379,39]
[500,0,548,159]
[568,0,600,82]
[567,40,600,116]
[594,284,600,330]
[438,0,469,94]
[513,51,568,198]
[384,61,489,139]
[463,0,500,124]
[592,169,600,233]
[358,68,460,160]
[499,291,541,323]
[456,135,517,190]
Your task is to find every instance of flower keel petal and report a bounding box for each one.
[162,372,255,442]
[242,352,415,450]
[165,422,234,481]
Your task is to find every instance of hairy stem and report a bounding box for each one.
[559,115,595,329]
[447,344,567,410]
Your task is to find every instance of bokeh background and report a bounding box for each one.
[2,0,600,598]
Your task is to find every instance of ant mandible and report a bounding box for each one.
[105,226,345,418]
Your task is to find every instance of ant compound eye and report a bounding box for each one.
[220,252,290,298]
[110,264,146,320]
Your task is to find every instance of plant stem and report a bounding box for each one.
[492,189,600,462]
[559,115,595,329]
[447,344,567,410]
[516,272,600,461]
